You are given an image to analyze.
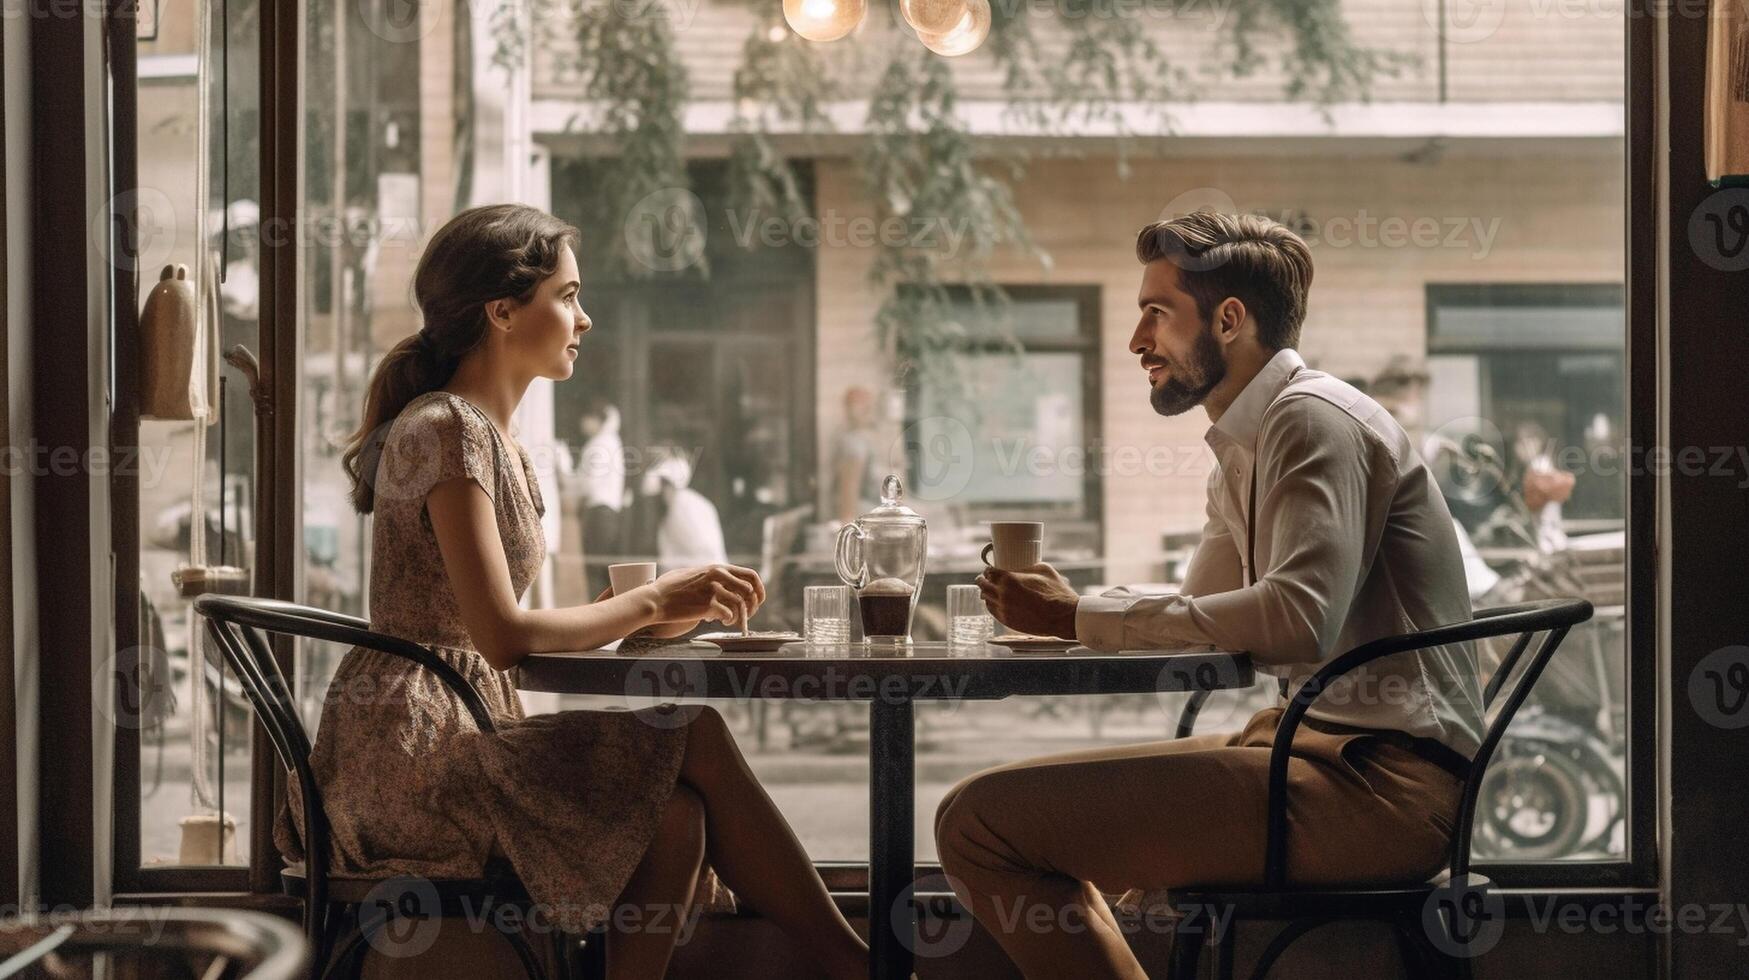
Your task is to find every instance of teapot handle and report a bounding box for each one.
[834,522,868,590]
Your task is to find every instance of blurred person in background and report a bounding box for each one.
[1514,419,1574,553]
[645,451,729,573]
[1370,357,1500,601]
[829,385,884,524]
[562,393,628,595]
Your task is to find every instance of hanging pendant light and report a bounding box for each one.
[782,0,866,42]
[915,0,990,57]
[900,0,968,35]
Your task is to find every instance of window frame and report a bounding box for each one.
[1458,1,1656,891]
[109,0,1659,899]
[901,283,1105,538]
[1422,280,1638,877]
[110,0,300,897]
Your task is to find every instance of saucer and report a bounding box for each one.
[990,634,1081,653]
[696,631,803,653]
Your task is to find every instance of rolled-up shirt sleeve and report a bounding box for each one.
[1076,472,1244,650]
[1075,397,1391,663]
[1075,588,1142,651]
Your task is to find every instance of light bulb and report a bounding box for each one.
[782,0,866,42]
[900,0,967,35]
[916,0,989,57]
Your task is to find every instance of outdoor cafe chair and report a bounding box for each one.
[0,907,305,979]
[1165,597,1594,980]
[195,595,607,980]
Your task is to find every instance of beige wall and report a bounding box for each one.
[536,0,1624,104]
[813,146,1626,583]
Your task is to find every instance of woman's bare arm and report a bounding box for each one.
[594,586,699,640]
[427,477,765,669]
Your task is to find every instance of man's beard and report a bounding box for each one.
[1149,323,1226,417]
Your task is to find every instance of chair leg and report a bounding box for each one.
[317,906,371,980]
[494,921,549,980]
[304,902,327,978]
[1167,908,1208,980]
[1391,918,1423,978]
[1393,914,1470,980]
[576,926,608,980]
[549,931,576,980]
[1247,916,1330,980]
[1210,912,1237,980]
[302,903,325,979]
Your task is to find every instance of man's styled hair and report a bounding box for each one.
[1135,210,1314,351]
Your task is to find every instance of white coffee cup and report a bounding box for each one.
[609,561,658,595]
[981,522,1044,571]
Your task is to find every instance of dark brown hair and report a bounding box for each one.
[342,204,579,513]
[1135,209,1314,351]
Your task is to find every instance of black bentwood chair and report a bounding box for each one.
[1165,597,1593,980]
[195,594,608,980]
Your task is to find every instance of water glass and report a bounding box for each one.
[804,585,852,647]
[947,584,995,648]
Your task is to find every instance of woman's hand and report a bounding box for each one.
[641,564,767,628]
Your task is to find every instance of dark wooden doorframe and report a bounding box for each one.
[0,15,17,914]
[251,0,302,897]
[29,0,109,910]
[108,0,300,898]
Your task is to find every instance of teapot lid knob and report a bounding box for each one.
[880,474,902,506]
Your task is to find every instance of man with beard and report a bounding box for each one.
[939,210,1482,977]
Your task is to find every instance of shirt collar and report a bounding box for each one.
[1205,348,1306,461]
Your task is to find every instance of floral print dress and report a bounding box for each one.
[276,390,729,932]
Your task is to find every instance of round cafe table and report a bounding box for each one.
[515,640,1255,980]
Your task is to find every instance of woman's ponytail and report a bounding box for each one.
[339,203,578,514]
[341,331,458,513]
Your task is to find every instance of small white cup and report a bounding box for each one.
[981,521,1044,571]
[609,561,658,595]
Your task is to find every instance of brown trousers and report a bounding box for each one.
[933,707,1463,978]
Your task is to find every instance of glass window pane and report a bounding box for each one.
[1428,287,1627,861]
[284,0,1629,875]
[912,347,1087,509]
[134,0,261,868]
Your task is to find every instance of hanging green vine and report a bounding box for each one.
[725,11,838,228]
[863,43,1041,392]
[555,0,695,278]
[526,0,1400,375]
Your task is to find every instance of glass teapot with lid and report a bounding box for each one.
[834,475,928,640]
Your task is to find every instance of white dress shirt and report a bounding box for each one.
[1076,349,1484,755]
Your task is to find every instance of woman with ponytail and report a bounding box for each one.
[287,204,867,978]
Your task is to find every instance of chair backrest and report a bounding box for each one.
[758,505,814,584]
[1451,598,1593,876]
[758,505,814,627]
[195,598,339,944]
[1259,597,1593,886]
[192,594,499,942]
